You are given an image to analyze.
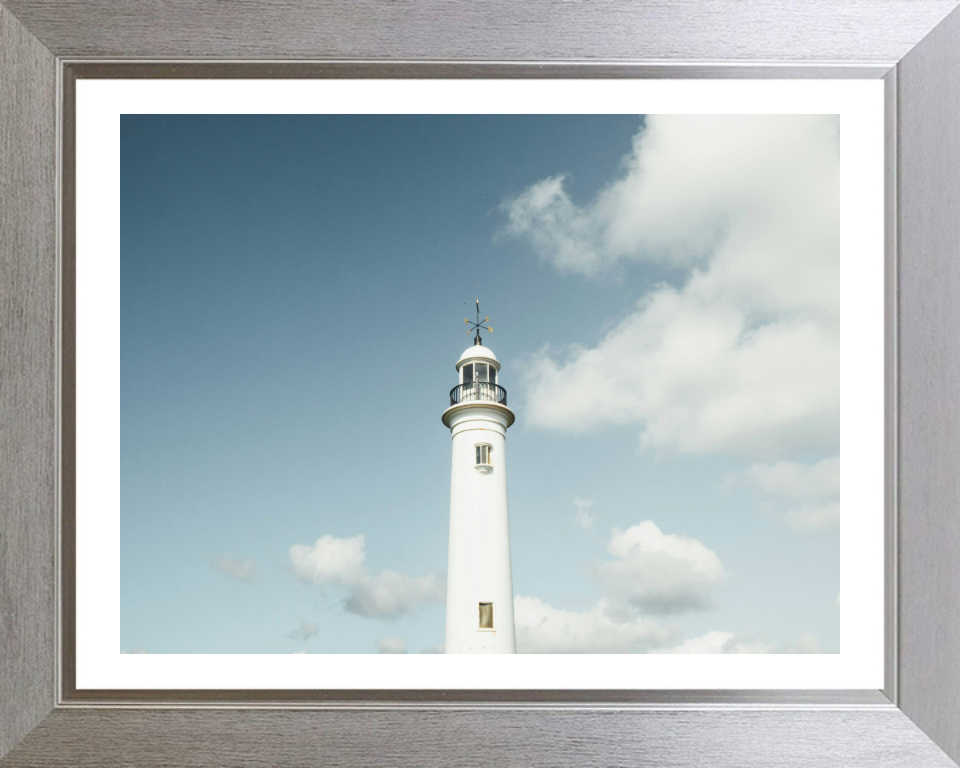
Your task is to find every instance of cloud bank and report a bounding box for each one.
[514,519,830,653]
[289,534,445,618]
[503,115,840,457]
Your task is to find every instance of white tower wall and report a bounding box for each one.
[442,347,516,653]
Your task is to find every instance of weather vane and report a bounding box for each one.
[464,299,492,346]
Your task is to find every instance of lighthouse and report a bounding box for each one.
[442,302,517,653]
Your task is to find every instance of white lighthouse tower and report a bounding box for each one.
[442,302,517,654]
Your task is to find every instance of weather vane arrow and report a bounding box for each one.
[464,299,492,346]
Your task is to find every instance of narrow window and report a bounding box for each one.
[475,444,491,465]
[489,367,496,385]
[462,364,473,385]
[479,602,494,629]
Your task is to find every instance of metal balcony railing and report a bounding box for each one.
[449,381,508,407]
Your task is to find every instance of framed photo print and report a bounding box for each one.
[78,80,881,692]
[1,2,959,766]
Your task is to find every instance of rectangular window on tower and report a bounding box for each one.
[479,602,494,629]
[475,444,491,465]
[462,364,473,385]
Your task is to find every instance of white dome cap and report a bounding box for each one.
[457,344,499,370]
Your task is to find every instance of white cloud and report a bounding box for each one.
[121,647,148,654]
[376,637,408,654]
[784,504,840,532]
[211,555,254,582]
[515,601,826,654]
[784,631,826,654]
[421,643,445,654]
[287,620,318,642]
[733,455,840,531]
[595,521,725,614]
[665,629,826,654]
[514,515,828,654]
[515,596,680,653]
[516,522,729,652]
[289,534,445,618]
[343,570,445,618]
[290,534,365,585]
[515,597,830,654]
[573,497,595,528]
[503,115,838,300]
[502,175,608,277]
[666,630,773,654]
[503,115,840,457]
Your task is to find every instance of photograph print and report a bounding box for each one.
[121,113,840,655]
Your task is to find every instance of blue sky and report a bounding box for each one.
[120,114,839,654]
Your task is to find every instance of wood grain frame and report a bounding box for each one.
[2,2,960,765]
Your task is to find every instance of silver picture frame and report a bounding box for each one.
[2,2,959,765]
